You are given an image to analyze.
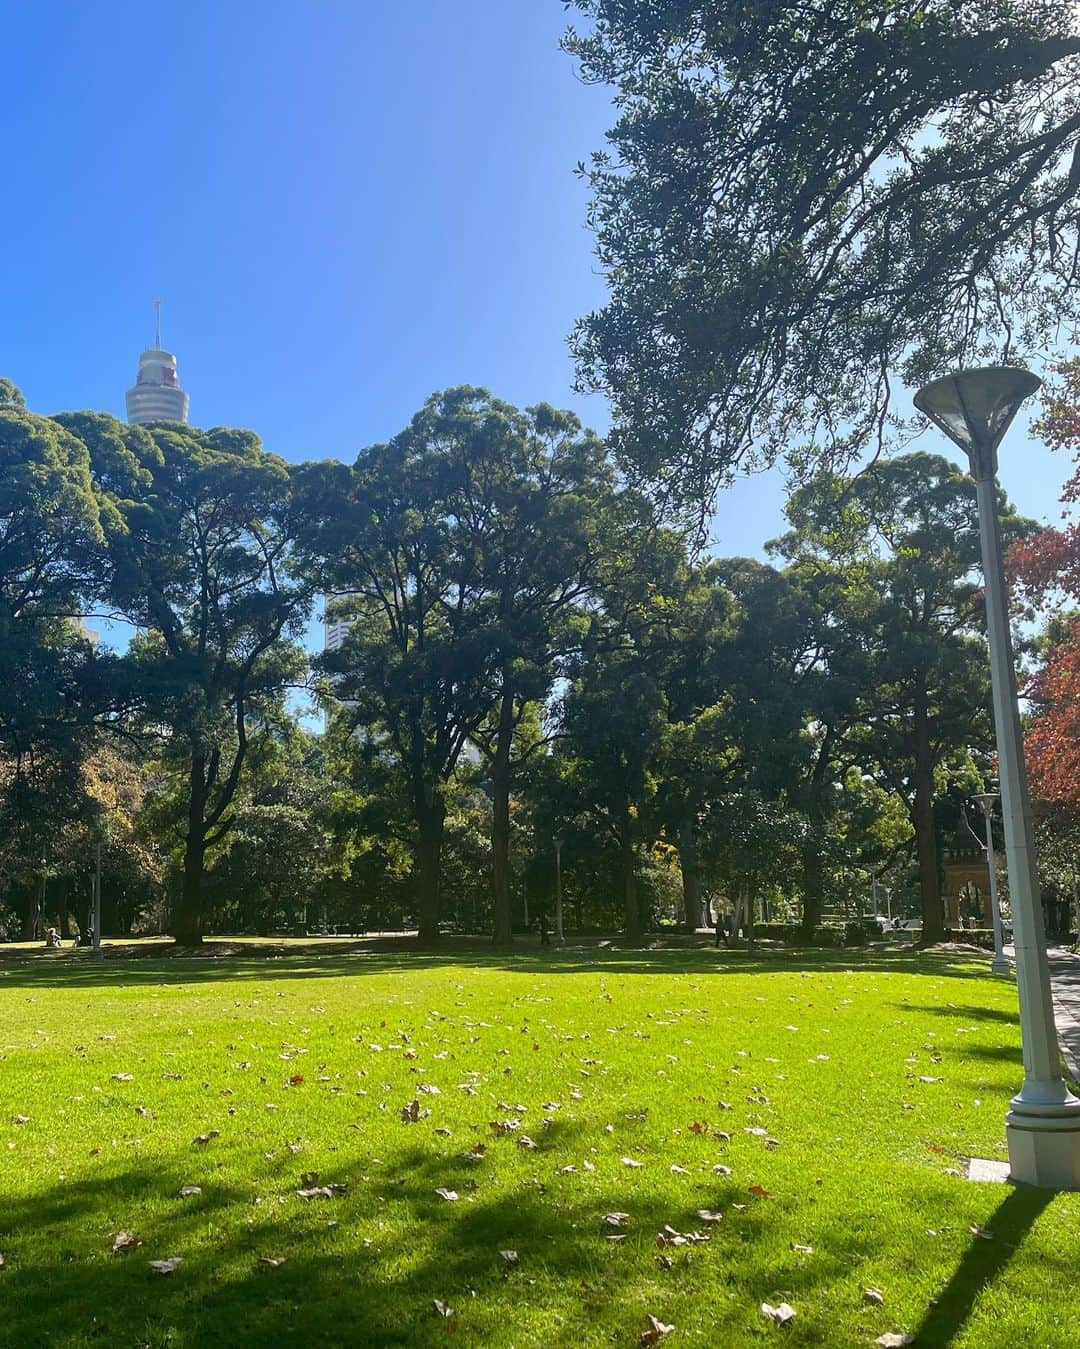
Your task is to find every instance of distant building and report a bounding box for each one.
[125,298,190,426]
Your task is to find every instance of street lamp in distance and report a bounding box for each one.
[971,792,1010,977]
[915,365,1080,1189]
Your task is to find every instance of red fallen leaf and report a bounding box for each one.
[688,1121,708,1135]
[288,1074,305,1086]
[112,1231,141,1254]
[748,1184,770,1199]
[640,1313,675,1344]
[761,1301,796,1326]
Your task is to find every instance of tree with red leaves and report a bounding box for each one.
[1009,359,1080,807]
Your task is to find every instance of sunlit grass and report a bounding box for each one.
[0,944,1076,1347]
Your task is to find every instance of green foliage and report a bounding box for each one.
[564,1,1080,505]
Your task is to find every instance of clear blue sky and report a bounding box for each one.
[0,0,1069,572]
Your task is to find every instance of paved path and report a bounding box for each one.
[1047,946,1080,1085]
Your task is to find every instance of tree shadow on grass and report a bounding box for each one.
[0,941,1000,993]
[913,1183,1056,1348]
[0,1133,923,1348]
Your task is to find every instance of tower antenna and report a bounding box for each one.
[153,296,162,349]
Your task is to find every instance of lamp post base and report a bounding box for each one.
[1007,1097,1080,1189]
[990,953,1012,976]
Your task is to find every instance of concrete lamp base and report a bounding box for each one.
[990,955,1012,977]
[1007,1098,1080,1189]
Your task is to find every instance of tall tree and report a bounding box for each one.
[0,388,112,894]
[90,419,312,946]
[299,387,614,946]
[564,2,1080,507]
[776,452,1029,940]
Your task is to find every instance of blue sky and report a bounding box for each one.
[1,0,1069,587]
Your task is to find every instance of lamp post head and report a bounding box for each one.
[913,366,1041,480]
[972,792,998,815]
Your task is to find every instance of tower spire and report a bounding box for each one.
[153,296,162,349]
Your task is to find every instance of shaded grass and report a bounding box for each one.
[0,945,1076,1346]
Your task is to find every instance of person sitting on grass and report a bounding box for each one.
[44,927,62,949]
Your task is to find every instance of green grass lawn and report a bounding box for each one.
[0,942,1076,1347]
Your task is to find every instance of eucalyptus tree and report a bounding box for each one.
[86,419,313,946]
[775,452,1031,940]
[299,387,616,946]
[565,1,1080,509]
[0,387,115,880]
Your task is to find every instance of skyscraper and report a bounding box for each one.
[125,298,190,426]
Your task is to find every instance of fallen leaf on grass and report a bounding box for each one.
[970,1225,994,1240]
[669,1164,689,1175]
[12,1115,30,1126]
[296,1184,347,1199]
[148,1257,182,1275]
[499,1249,518,1269]
[919,1076,943,1084]
[748,1184,770,1199]
[435,1126,452,1137]
[400,1100,431,1124]
[112,1232,141,1254]
[602,1212,629,1228]
[696,1209,723,1223]
[259,1256,286,1268]
[111,1073,134,1083]
[517,1136,537,1150]
[875,1336,915,1348]
[761,1301,796,1326]
[790,1243,813,1254]
[432,1299,455,1318]
[178,1186,201,1198]
[640,1314,675,1344]
[656,1224,709,1247]
[434,1188,459,1202]
[864,1288,885,1305]
[192,1131,220,1145]
[744,1127,767,1137]
[489,1118,521,1135]
[621,1156,644,1168]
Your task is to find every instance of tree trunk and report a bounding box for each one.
[59,880,73,941]
[490,682,515,949]
[416,794,445,945]
[173,751,208,946]
[912,682,945,943]
[744,883,756,953]
[621,808,642,938]
[22,871,43,942]
[678,816,702,933]
[800,838,825,940]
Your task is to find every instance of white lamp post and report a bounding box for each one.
[915,366,1080,1188]
[972,793,1010,977]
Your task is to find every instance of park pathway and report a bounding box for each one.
[1047,946,1080,1085]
